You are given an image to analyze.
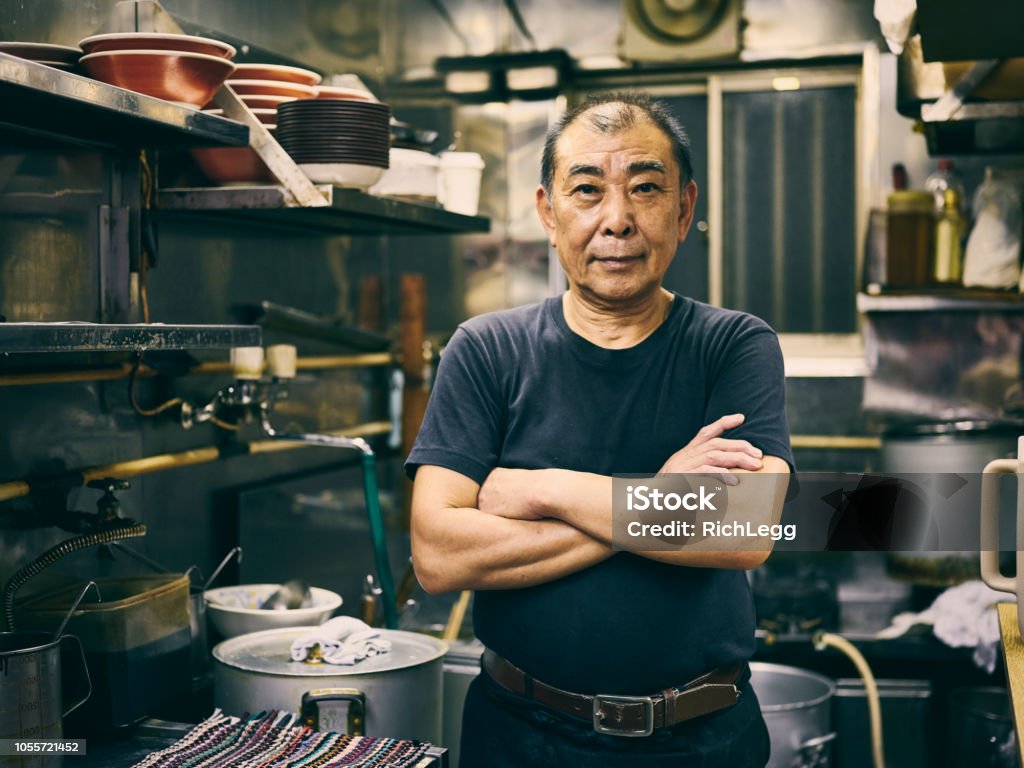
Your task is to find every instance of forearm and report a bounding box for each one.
[533,465,788,569]
[411,503,612,594]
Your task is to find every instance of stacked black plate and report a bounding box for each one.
[276,99,391,167]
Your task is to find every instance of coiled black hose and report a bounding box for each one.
[2,524,147,631]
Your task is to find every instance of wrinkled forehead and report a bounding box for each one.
[553,106,678,178]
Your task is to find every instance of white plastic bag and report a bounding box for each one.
[962,168,1022,289]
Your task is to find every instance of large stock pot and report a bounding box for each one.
[750,662,836,768]
[212,626,447,743]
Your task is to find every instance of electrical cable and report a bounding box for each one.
[420,0,470,52]
[502,0,537,49]
[139,150,154,324]
[128,354,183,417]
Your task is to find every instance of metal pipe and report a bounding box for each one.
[0,353,394,388]
[790,435,882,450]
[0,421,392,503]
[259,406,399,630]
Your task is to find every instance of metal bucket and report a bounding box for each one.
[750,662,836,768]
[947,687,1018,767]
[0,631,90,768]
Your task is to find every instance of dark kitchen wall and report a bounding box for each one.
[0,0,886,605]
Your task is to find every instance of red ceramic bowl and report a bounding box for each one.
[240,94,299,109]
[191,146,273,184]
[79,49,236,108]
[79,32,236,59]
[225,79,317,99]
[232,63,321,86]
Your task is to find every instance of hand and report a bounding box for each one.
[659,413,763,483]
[478,467,546,521]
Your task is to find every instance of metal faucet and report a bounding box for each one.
[185,345,399,628]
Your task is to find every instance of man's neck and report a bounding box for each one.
[561,288,674,350]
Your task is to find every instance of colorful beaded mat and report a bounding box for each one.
[130,710,435,767]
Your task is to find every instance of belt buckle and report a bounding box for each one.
[592,694,655,738]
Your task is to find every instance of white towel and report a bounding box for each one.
[876,580,1013,672]
[289,616,392,666]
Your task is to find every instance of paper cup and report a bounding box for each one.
[438,151,484,216]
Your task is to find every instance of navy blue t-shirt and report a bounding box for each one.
[406,292,793,694]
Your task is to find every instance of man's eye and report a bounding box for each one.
[573,184,600,196]
[635,182,661,193]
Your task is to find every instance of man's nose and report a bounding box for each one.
[600,188,634,237]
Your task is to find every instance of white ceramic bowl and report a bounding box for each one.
[298,162,385,189]
[204,583,342,638]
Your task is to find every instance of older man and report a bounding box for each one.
[407,92,791,767]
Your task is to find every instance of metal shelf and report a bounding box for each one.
[156,185,491,236]
[0,52,249,150]
[858,290,1024,313]
[0,323,261,353]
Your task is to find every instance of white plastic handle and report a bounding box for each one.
[980,453,1024,636]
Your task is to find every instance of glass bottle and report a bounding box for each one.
[925,158,966,218]
[933,188,964,283]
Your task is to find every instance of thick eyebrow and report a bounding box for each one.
[566,163,603,179]
[630,160,667,175]
[564,160,668,180]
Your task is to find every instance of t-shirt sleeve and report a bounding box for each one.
[404,326,505,485]
[704,324,794,472]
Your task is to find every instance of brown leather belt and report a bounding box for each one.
[481,649,744,738]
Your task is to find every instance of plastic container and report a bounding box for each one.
[438,151,484,216]
[16,574,191,730]
[369,148,440,201]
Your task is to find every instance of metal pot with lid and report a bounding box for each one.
[212,626,447,743]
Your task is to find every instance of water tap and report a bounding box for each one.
[180,345,297,429]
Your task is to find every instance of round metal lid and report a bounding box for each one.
[883,419,1024,437]
[212,626,448,677]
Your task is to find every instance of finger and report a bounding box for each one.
[695,413,745,444]
[708,438,763,458]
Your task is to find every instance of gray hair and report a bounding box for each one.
[541,91,694,197]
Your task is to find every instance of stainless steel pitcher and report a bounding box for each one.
[0,631,91,768]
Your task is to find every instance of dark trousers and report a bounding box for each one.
[460,669,770,768]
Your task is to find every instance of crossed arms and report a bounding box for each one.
[411,413,790,595]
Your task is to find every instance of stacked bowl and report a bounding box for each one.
[0,42,82,71]
[192,62,322,185]
[77,32,236,108]
[275,99,391,188]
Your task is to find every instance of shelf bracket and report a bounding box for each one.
[920,58,1000,122]
[210,86,330,209]
[109,0,184,34]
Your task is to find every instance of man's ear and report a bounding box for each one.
[536,185,557,247]
[677,180,698,243]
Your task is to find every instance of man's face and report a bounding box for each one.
[536,113,698,307]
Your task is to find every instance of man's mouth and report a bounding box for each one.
[592,255,643,267]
